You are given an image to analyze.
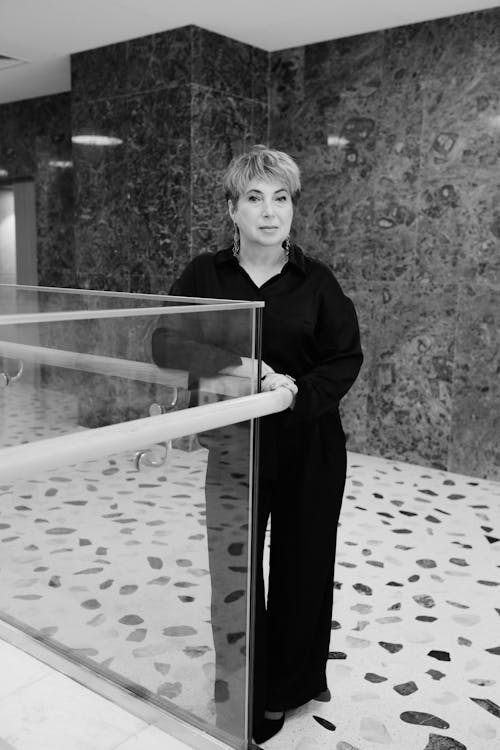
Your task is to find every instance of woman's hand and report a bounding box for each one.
[261,372,298,409]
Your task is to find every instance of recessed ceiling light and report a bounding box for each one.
[48,160,73,168]
[71,135,123,146]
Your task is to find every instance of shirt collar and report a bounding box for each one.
[215,244,306,274]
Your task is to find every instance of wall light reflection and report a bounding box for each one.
[327,135,349,147]
[71,135,123,146]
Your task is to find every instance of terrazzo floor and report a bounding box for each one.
[262,453,500,750]
[1,384,499,750]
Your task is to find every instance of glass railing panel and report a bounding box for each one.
[0,283,241,316]
[0,302,262,450]
[0,288,265,749]
[0,420,254,749]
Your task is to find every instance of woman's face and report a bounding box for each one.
[228,178,293,251]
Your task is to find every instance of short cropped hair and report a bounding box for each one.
[223,145,301,205]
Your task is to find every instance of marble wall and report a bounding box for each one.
[270,8,500,480]
[0,93,75,287]
[71,26,268,293]
[1,14,498,477]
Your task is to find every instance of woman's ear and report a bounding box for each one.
[228,199,236,221]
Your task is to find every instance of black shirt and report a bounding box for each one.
[153,244,363,424]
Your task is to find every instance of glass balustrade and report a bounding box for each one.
[0,284,290,750]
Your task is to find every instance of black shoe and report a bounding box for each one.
[253,713,285,744]
[313,688,331,702]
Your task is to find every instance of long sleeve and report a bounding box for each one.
[291,273,363,421]
[151,256,242,378]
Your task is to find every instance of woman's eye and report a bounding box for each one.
[248,195,259,202]
[276,195,288,202]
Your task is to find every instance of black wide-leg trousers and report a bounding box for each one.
[204,417,347,736]
[253,443,347,721]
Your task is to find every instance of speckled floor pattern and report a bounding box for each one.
[0,384,227,729]
[1,385,500,750]
[262,454,500,750]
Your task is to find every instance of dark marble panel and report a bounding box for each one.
[420,68,500,181]
[415,178,473,286]
[190,86,268,255]
[267,10,500,477]
[35,147,76,288]
[365,281,457,469]
[72,27,194,103]
[304,32,384,95]
[31,93,72,143]
[0,93,74,288]
[0,101,36,176]
[271,96,329,168]
[369,82,421,283]
[282,94,383,283]
[191,27,268,102]
[126,26,192,96]
[360,56,421,284]
[292,173,347,269]
[77,270,131,292]
[272,33,383,174]
[339,281,373,452]
[73,86,191,292]
[473,6,500,73]
[0,96,69,177]
[420,64,500,285]
[72,96,130,282]
[461,180,500,286]
[383,14,476,87]
[416,176,500,289]
[450,282,500,480]
[31,94,75,288]
[270,47,304,121]
[375,80,422,197]
[294,160,417,284]
[125,86,191,286]
[273,43,420,284]
[72,41,128,103]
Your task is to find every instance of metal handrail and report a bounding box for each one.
[0,389,292,482]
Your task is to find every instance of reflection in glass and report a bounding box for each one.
[0,288,263,749]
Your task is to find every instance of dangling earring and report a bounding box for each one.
[232,223,240,257]
[284,235,291,258]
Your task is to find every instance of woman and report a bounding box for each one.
[153,145,363,744]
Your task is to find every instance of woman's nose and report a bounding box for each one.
[262,202,275,216]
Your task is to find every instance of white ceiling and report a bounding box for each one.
[0,0,498,104]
